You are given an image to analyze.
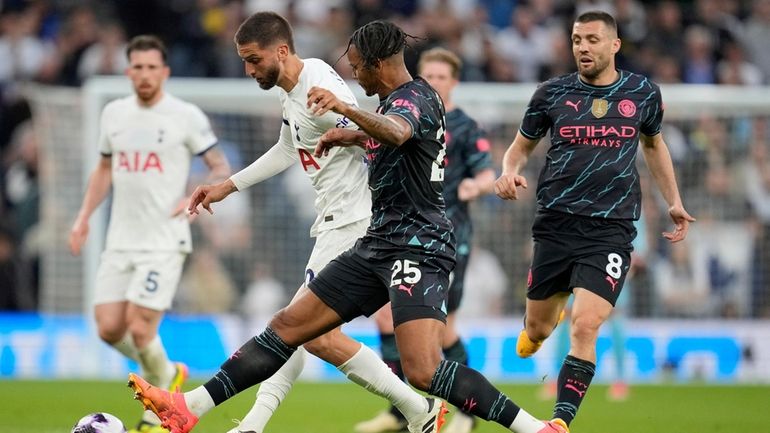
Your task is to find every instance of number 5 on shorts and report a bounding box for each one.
[145,270,160,292]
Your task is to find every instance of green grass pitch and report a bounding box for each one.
[0,380,765,433]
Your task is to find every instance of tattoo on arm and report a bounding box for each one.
[345,106,410,147]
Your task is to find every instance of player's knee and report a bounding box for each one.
[570,314,603,343]
[526,317,556,342]
[268,308,306,347]
[127,323,156,348]
[401,358,441,391]
[97,326,124,345]
[303,332,335,358]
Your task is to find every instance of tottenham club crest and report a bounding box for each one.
[591,98,608,118]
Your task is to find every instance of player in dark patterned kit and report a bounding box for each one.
[127,20,565,433]
[357,47,496,433]
[495,11,695,432]
[309,21,565,433]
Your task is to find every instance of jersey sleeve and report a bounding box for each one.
[186,104,218,155]
[519,83,552,139]
[97,105,112,156]
[465,123,493,175]
[277,117,297,154]
[640,83,664,136]
[229,118,297,191]
[383,88,422,140]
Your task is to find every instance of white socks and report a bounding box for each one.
[185,386,216,418]
[337,344,427,420]
[232,347,307,433]
[509,408,547,433]
[137,335,176,389]
[110,333,139,362]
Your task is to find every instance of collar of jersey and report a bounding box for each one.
[576,69,624,90]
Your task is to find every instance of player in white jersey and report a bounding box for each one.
[186,12,446,433]
[68,35,231,433]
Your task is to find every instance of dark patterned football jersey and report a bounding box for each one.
[443,108,493,255]
[362,77,455,263]
[520,70,664,220]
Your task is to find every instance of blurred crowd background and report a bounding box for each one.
[0,0,769,321]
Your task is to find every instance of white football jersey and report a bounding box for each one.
[98,93,217,252]
[278,58,371,236]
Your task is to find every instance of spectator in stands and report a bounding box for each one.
[457,5,499,81]
[717,40,764,85]
[644,1,685,60]
[77,21,128,81]
[0,6,49,84]
[682,25,717,84]
[652,54,683,84]
[45,6,98,86]
[743,0,770,84]
[691,0,744,60]
[495,4,552,82]
[614,0,647,44]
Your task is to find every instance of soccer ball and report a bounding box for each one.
[71,412,127,433]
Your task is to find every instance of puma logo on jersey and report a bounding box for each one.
[605,275,619,292]
[116,151,163,173]
[565,100,582,112]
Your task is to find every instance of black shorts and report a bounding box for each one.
[527,209,636,306]
[446,250,468,313]
[308,239,452,326]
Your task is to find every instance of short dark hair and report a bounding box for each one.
[234,11,295,53]
[126,35,167,63]
[419,47,462,79]
[575,10,618,35]
[347,20,408,68]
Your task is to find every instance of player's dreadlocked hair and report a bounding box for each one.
[344,20,415,68]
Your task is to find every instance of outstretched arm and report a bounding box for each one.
[189,139,295,215]
[307,86,412,147]
[69,156,112,255]
[640,132,695,242]
[494,132,540,200]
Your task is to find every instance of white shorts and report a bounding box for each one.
[304,218,368,286]
[93,250,187,311]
